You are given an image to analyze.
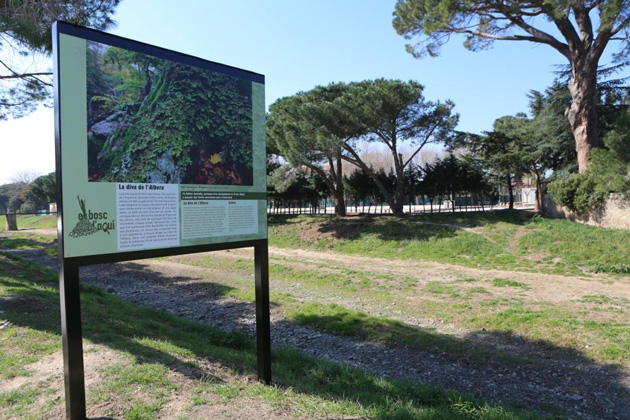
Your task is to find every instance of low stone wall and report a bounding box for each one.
[542,193,630,230]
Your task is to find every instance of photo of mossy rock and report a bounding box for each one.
[86,41,253,185]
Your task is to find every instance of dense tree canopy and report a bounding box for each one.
[0,171,54,213]
[454,82,577,211]
[418,154,493,212]
[266,164,322,213]
[393,0,630,172]
[267,84,348,215]
[451,129,523,209]
[338,79,458,217]
[0,0,121,119]
[267,79,458,217]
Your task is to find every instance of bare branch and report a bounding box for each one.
[0,72,52,80]
[446,24,570,59]
[403,125,437,169]
[9,169,41,185]
[494,7,571,58]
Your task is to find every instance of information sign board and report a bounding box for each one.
[56,23,266,258]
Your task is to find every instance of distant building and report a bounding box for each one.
[521,187,537,206]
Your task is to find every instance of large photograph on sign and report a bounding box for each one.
[55,23,267,259]
[86,41,253,186]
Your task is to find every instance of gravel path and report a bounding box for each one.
[3,243,630,420]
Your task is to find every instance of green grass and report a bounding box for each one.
[519,216,630,274]
[492,279,530,290]
[268,211,630,275]
[0,253,61,380]
[425,281,462,298]
[0,224,57,258]
[170,245,630,367]
[0,385,45,419]
[125,403,163,420]
[0,214,56,232]
[284,301,516,365]
[0,252,547,419]
[269,212,525,272]
[178,249,630,366]
[0,236,51,250]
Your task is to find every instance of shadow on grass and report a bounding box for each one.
[0,281,532,419]
[280,309,630,419]
[0,236,47,249]
[316,216,461,242]
[269,210,532,243]
[1,251,629,419]
[408,209,533,228]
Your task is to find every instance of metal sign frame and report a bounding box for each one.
[53,21,270,419]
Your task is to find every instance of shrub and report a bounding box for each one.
[548,125,630,213]
[548,172,607,213]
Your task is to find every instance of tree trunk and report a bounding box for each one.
[334,154,347,216]
[342,145,405,217]
[334,189,346,216]
[311,156,346,216]
[393,158,406,217]
[507,173,514,210]
[5,214,17,231]
[533,171,544,214]
[391,201,404,217]
[567,60,600,173]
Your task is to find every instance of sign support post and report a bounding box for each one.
[59,258,87,419]
[255,240,272,384]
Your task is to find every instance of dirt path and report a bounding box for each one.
[260,246,630,303]
[2,236,630,419]
[6,227,630,303]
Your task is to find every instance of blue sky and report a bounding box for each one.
[1,0,626,184]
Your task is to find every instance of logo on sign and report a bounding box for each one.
[68,196,115,237]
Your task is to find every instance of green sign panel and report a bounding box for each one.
[56,24,267,258]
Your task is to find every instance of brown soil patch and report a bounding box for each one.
[513,226,530,240]
[509,225,530,249]
[184,398,292,420]
[0,345,127,394]
[298,219,364,243]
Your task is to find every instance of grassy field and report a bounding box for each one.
[268,211,630,275]
[170,211,630,367]
[0,214,56,232]
[0,252,542,419]
[262,212,630,364]
[2,210,629,418]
